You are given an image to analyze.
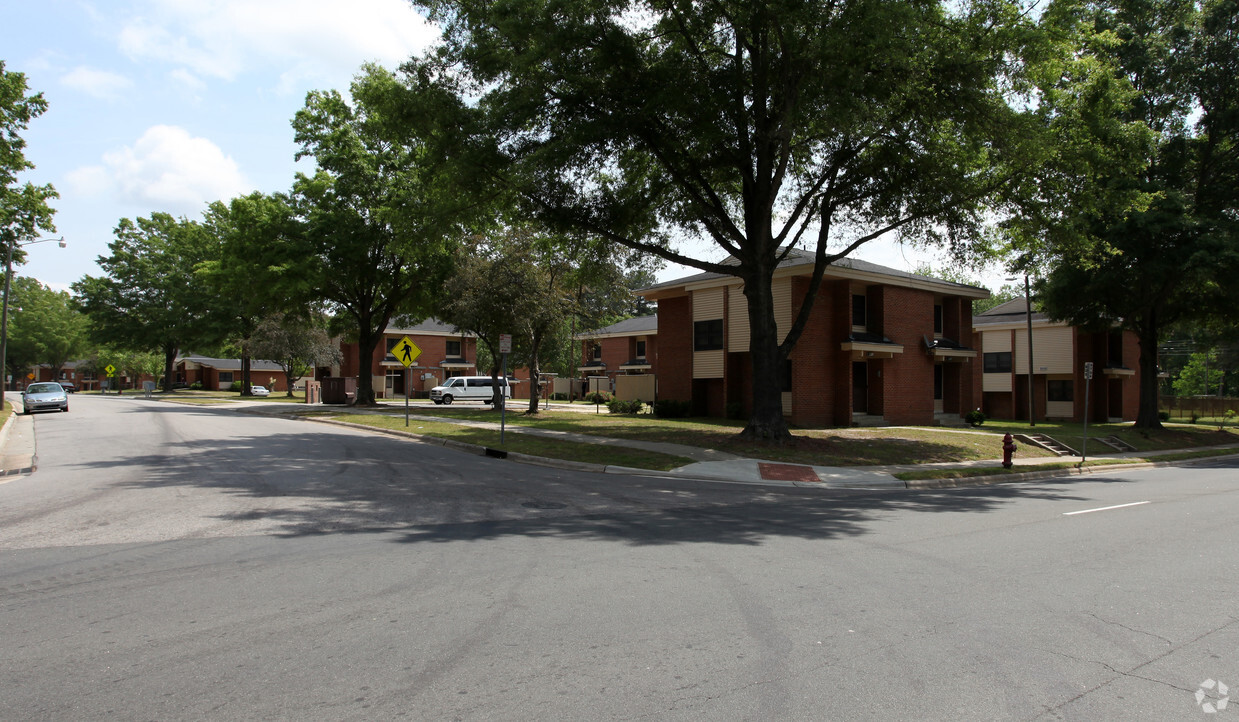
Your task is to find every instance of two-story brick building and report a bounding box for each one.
[640,250,986,426]
[973,298,1139,422]
[577,315,658,400]
[337,318,480,399]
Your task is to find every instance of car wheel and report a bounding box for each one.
[63,405,69,412]
[433,399,443,405]
[442,394,453,405]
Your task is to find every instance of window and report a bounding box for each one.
[1047,380,1074,402]
[693,319,724,351]
[635,340,646,359]
[983,352,1012,373]
[933,304,943,335]
[591,343,602,361]
[446,340,461,357]
[384,338,398,362]
[1107,332,1122,366]
[851,295,867,328]
[219,371,234,383]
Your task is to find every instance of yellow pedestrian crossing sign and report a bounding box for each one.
[392,336,422,367]
[105,364,116,376]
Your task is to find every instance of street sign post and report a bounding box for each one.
[392,336,422,426]
[105,364,116,394]
[1080,362,1094,467]
[498,334,512,443]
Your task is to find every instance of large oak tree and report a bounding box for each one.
[412,0,1040,440]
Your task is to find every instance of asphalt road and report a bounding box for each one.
[2,395,1237,720]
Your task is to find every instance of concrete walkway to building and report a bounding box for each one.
[4,395,1237,490]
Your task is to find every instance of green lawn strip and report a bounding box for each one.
[974,420,1239,452]
[326,413,691,471]
[894,458,1146,481]
[365,407,1056,466]
[1140,447,1239,463]
[154,397,235,405]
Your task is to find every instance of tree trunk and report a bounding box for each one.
[162,343,177,393]
[490,364,504,409]
[354,328,380,406]
[240,339,252,395]
[526,335,542,415]
[739,269,792,442]
[1134,315,1163,429]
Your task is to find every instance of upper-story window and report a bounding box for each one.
[934,304,943,336]
[446,340,462,358]
[851,294,867,329]
[635,339,647,359]
[1108,332,1123,366]
[694,319,724,351]
[983,352,1013,373]
[591,343,602,361]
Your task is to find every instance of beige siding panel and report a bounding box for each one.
[1046,401,1074,418]
[1015,326,1074,374]
[983,373,1012,393]
[694,350,724,379]
[773,278,792,343]
[693,287,725,321]
[615,374,656,402]
[984,330,1012,353]
[782,391,792,416]
[728,284,749,352]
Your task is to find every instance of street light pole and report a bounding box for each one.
[1025,274,1035,427]
[1,235,66,409]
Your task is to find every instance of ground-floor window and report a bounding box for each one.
[1047,379,1074,402]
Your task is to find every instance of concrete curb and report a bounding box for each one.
[904,453,1239,489]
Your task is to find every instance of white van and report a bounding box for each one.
[429,376,512,405]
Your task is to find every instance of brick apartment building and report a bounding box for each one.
[973,298,1139,423]
[577,315,658,399]
[640,250,986,426]
[337,318,481,399]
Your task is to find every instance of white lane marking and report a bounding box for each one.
[1063,501,1151,516]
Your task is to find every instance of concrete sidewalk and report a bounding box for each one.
[0,410,36,478]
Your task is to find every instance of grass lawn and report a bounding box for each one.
[350,406,1065,466]
[973,419,1239,453]
[323,413,691,471]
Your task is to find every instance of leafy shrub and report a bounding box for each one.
[551,392,569,401]
[726,401,745,420]
[1157,411,1170,422]
[229,380,242,392]
[607,399,644,414]
[586,390,611,404]
[189,381,203,391]
[965,409,986,426]
[1220,409,1237,431]
[653,399,692,418]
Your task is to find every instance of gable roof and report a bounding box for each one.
[385,317,475,336]
[178,355,286,372]
[580,315,658,339]
[972,297,1052,327]
[639,247,988,299]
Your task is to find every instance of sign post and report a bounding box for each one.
[499,334,512,444]
[105,364,116,395]
[1080,361,1093,468]
[391,336,422,426]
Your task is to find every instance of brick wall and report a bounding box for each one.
[657,296,693,401]
[877,285,936,425]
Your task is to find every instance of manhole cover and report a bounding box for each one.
[522,501,567,510]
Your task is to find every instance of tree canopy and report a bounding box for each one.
[411,0,1042,439]
[1007,0,1239,428]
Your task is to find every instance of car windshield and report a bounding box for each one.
[26,383,61,394]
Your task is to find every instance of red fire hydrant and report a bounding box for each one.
[1002,433,1016,469]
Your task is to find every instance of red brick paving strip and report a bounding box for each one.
[758,463,822,483]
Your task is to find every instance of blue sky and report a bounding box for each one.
[4,0,1000,295]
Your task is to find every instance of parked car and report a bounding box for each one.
[59,382,76,393]
[21,382,69,414]
[429,376,512,405]
[249,385,271,397]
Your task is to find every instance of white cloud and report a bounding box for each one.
[69,125,250,214]
[117,0,439,92]
[60,65,134,100]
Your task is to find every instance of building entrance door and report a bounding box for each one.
[852,361,868,414]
